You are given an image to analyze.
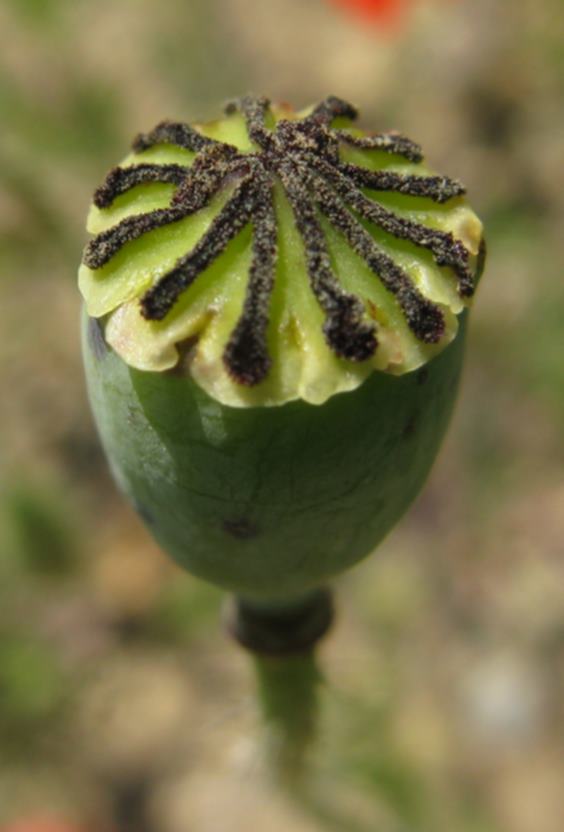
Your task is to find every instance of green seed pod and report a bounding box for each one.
[80,96,485,605]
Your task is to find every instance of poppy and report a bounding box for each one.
[327,0,412,27]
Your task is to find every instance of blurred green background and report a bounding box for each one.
[1,1,563,830]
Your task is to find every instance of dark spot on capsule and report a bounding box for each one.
[402,411,419,440]
[133,500,155,527]
[87,316,108,361]
[416,367,429,386]
[222,517,258,540]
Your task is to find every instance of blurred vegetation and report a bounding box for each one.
[1,1,564,830]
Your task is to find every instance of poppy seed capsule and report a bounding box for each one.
[80,96,485,602]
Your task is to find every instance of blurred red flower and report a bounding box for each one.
[327,0,413,27]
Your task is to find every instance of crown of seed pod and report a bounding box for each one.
[80,96,485,609]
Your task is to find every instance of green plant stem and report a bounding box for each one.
[225,588,333,782]
[253,650,322,783]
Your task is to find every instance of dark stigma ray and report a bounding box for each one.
[339,163,466,204]
[310,174,445,344]
[93,163,188,208]
[312,158,474,297]
[140,178,257,321]
[279,161,377,362]
[85,149,239,270]
[223,178,278,386]
[132,120,216,154]
[83,205,188,269]
[170,144,240,209]
[307,96,358,124]
[225,95,274,151]
[336,130,423,163]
